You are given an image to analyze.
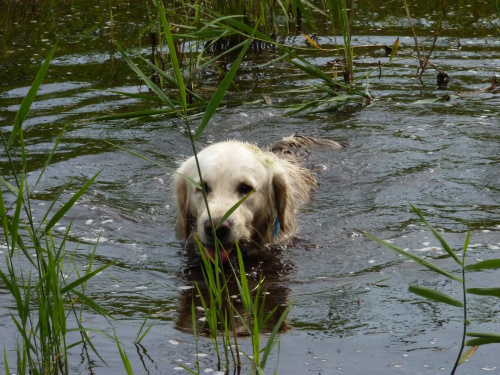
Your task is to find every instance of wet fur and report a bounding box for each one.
[174,134,343,251]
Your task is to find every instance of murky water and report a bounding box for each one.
[1,1,499,374]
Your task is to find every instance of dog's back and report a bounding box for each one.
[271,134,344,159]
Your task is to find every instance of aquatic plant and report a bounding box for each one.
[358,205,500,374]
[0,45,119,374]
[92,0,375,122]
[105,2,291,373]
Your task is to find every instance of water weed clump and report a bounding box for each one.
[93,0,375,122]
[358,204,500,374]
[1,45,117,375]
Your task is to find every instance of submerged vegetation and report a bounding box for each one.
[1,0,500,374]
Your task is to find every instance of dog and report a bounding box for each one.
[174,134,343,262]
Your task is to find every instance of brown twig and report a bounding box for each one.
[402,0,425,82]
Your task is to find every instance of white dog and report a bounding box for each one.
[174,134,343,262]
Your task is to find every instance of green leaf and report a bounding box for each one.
[409,285,463,307]
[466,288,500,298]
[138,57,205,102]
[8,43,58,146]
[61,260,116,295]
[464,259,500,271]
[389,37,399,62]
[92,107,183,121]
[114,330,134,375]
[103,141,201,191]
[42,171,101,235]
[33,124,65,192]
[410,204,462,266]
[4,347,10,375]
[11,174,24,252]
[260,304,291,369]
[71,289,116,320]
[0,176,19,195]
[215,190,254,230]
[466,332,500,345]
[458,346,478,364]
[357,229,463,282]
[154,0,187,114]
[194,18,259,141]
[114,40,176,109]
[465,336,500,346]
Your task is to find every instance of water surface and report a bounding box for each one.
[1,1,499,374]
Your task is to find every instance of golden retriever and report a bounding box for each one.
[174,134,343,262]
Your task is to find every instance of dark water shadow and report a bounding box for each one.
[175,244,294,336]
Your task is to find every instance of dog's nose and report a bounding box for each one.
[204,218,231,241]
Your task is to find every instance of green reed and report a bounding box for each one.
[110,2,291,373]
[1,45,117,374]
[358,204,500,373]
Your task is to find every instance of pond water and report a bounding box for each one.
[1,1,499,374]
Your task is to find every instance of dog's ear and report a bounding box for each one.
[174,173,195,240]
[272,170,298,239]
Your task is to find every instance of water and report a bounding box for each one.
[1,1,499,374]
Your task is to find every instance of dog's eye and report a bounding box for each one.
[197,182,211,195]
[237,183,254,195]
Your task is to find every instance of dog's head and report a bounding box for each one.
[174,141,297,261]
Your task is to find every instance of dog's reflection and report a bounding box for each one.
[175,245,293,336]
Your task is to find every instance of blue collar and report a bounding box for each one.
[273,218,280,239]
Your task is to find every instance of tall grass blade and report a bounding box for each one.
[3,347,10,375]
[465,336,500,346]
[114,40,176,109]
[138,56,205,102]
[389,37,399,62]
[0,175,18,197]
[410,204,462,266]
[154,0,187,113]
[464,259,500,270]
[61,261,116,295]
[235,244,251,310]
[11,174,24,253]
[357,229,462,282]
[215,190,254,230]
[8,43,57,147]
[42,170,102,235]
[103,140,202,190]
[466,332,500,342]
[71,290,116,319]
[35,177,75,233]
[493,0,500,15]
[135,310,154,344]
[194,19,260,141]
[33,125,65,192]
[260,304,290,369]
[409,285,464,307]
[93,108,182,120]
[67,326,109,364]
[114,331,134,375]
[466,288,500,298]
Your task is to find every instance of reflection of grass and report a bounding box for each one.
[358,205,500,373]
[1,46,118,374]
